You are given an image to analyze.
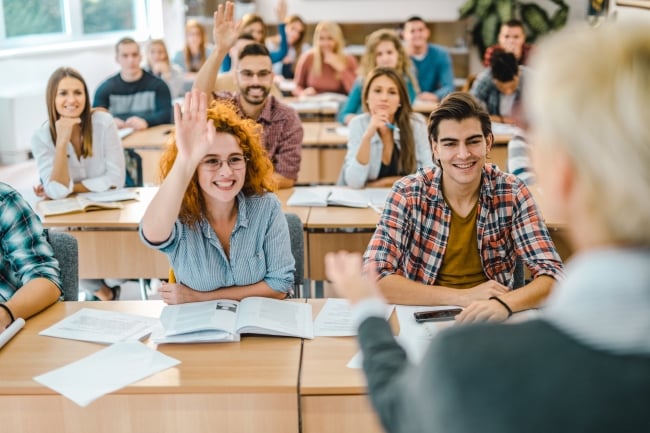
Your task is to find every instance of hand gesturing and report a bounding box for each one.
[174,89,214,166]
[213,1,240,52]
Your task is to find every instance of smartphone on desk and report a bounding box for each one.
[413,308,462,323]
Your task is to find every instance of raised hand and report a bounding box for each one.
[275,0,287,23]
[173,89,214,166]
[325,251,383,305]
[213,1,240,53]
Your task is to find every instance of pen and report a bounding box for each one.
[385,122,399,131]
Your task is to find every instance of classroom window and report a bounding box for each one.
[2,0,64,38]
[0,0,148,51]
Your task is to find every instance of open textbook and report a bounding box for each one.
[152,297,314,344]
[37,189,138,217]
[287,186,391,209]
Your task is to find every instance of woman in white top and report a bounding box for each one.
[31,66,125,301]
[31,67,125,200]
[340,67,433,189]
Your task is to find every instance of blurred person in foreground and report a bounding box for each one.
[325,22,650,433]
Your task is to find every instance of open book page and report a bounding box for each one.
[78,189,139,203]
[328,187,391,209]
[286,186,332,207]
[39,308,158,344]
[287,187,391,209]
[159,300,239,339]
[235,297,314,339]
[314,298,394,337]
[149,323,234,344]
[38,196,124,217]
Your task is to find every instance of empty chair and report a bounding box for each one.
[284,212,305,297]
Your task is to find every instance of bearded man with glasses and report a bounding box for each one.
[194,1,303,189]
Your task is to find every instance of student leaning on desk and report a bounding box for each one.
[31,66,126,302]
[365,92,564,322]
[0,183,62,330]
[139,90,294,305]
[325,22,650,433]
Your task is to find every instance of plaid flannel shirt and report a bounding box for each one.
[0,183,62,301]
[364,164,563,288]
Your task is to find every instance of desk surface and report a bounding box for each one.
[1,301,302,433]
[122,124,174,150]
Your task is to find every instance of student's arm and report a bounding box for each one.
[140,90,212,244]
[507,130,535,185]
[292,51,311,95]
[268,21,289,64]
[158,280,286,304]
[269,107,303,188]
[341,115,373,188]
[0,192,62,329]
[412,115,435,168]
[30,124,74,199]
[193,2,239,100]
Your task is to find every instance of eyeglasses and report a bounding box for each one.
[238,69,272,79]
[199,155,248,171]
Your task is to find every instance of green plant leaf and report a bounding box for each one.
[475,0,495,18]
[480,11,500,49]
[459,0,478,19]
[520,2,550,38]
[550,6,569,29]
[495,0,513,23]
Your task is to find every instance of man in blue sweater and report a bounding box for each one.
[402,16,454,103]
[94,37,172,131]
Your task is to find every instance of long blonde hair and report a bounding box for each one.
[360,29,419,93]
[184,19,208,72]
[311,21,347,77]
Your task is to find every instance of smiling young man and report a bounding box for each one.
[93,37,172,131]
[364,92,563,323]
[193,2,302,189]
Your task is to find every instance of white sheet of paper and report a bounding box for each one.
[33,341,180,407]
[346,335,431,369]
[79,189,139,203]
[39,308,158,344]
[315,299,394,337]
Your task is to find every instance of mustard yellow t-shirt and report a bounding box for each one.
[436,201,488,289]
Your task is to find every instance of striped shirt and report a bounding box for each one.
[364,164,563,288]
[0,183,62,301]
[139,192,294,294]
[214,93,303,181]
[507,128,535,186]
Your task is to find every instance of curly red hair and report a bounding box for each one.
[158,101,276,227]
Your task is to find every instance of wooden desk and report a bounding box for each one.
[122,125,174,185]
[300,299,384,433]
[299,122,347,185]
[0,301,301,433]
[40,188,170,279]
[282,97,338,121]
[305,205,378,280]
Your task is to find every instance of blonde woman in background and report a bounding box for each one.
[292,21,357,96]
[173,19,213,75]
[338,28,419,125]
[146,39,184,98]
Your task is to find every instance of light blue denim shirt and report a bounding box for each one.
[139,192,294,293]
[339,113,434,188]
